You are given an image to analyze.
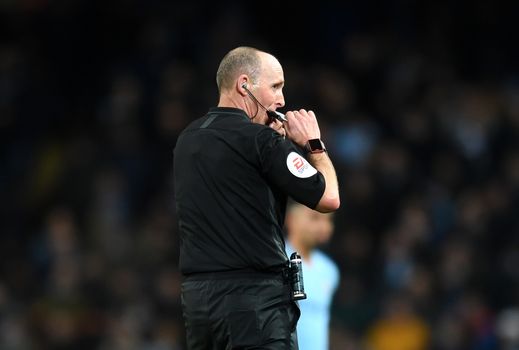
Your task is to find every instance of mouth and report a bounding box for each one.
[267,110,287,123]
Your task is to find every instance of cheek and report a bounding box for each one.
[316,221,331,235]
[260,89,276,104]
[306,222,321,237]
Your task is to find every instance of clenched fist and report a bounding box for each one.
[284,109,321,147]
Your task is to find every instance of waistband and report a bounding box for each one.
[183,267,290,282]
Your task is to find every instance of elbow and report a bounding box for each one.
[327,195,341,212]
[331,196,341,210]
[315,194,340,213]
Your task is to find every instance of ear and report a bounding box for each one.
[237,74,249,96]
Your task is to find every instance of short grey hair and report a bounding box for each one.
[216,46,262,94]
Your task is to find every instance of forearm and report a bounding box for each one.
[307,152,340,212]
[283,108,340,211]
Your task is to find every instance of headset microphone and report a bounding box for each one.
[242,84,287,123]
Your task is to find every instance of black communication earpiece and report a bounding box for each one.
[242,82,287,123]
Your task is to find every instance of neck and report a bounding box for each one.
[218,92,265,123]
[218,93,250,116]
[288,236,312,262]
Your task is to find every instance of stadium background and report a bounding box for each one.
[1,1,519,349]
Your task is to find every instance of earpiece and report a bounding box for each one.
[241,82,288,123]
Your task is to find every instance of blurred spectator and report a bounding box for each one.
[365,294,430,350]
[1,1,518,348]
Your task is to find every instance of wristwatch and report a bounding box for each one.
[304,139,327,154]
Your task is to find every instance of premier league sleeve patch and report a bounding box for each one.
[286,152,318,178]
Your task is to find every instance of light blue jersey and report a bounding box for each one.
[286,242,340,350]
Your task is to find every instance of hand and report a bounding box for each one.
[284,109,321,147]
[268,119,286,138]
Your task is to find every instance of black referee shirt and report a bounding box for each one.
[174,107,326,275]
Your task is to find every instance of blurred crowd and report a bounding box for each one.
[1,1,519,349]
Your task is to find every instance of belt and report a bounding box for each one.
[184,267,290,282]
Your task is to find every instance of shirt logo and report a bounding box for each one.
[286,152,318,178]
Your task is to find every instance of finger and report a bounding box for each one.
[308,110,316,120]
[268,121,281,131]
[272,119,283,128]
[271,120,283,131]
[293,110,304,121]
[293,110,308,122]
[269,120,286,137]
[286,111,297,124]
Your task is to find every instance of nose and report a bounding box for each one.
[277,91,285,108]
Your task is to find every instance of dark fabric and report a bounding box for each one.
[174,107,325,275]
[181,275,300,350]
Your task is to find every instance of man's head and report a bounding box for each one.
[285,201,335,251]
[216,46,285,124]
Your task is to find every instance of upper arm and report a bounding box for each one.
[255,128,325,209]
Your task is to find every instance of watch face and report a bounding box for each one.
[308,139,323,150]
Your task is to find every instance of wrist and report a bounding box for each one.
[306,152,328,163]
[304,138,327,154]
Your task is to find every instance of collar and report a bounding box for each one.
[208,107,250,121]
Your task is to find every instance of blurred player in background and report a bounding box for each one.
[285,200,340,350]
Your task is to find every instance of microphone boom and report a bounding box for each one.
[243,85,287,123]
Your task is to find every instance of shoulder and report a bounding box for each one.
[175,118,205,151]
[179,116,205,134]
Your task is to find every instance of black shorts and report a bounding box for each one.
[181,270,300,349]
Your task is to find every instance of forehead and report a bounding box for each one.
[258,52,284,80]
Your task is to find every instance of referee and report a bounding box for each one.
[174,46,340,349]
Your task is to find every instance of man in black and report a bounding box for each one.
[174,46,340,349]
